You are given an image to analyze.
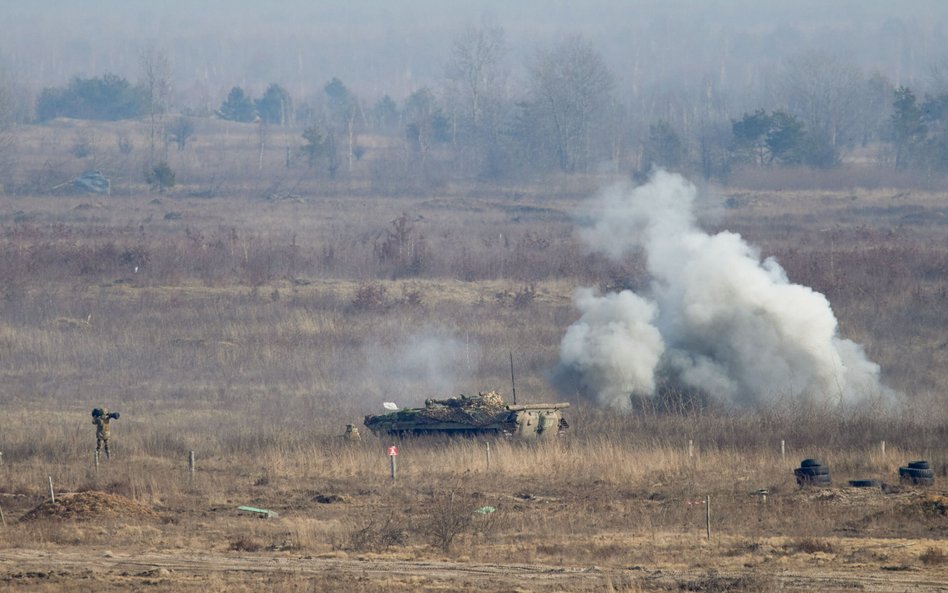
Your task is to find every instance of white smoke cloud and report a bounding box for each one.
[559,170,892,409]
[363,331,479,404]
[559,288,665,408]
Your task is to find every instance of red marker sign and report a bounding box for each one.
[387,445,398,456]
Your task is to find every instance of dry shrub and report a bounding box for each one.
[783,538,835,554]
[343,510,409,552]
[512,284,536,308]
[679,570,777,592]
[350,283,388,311]
[919,546,946,565]
[422,490,476,553]
[537,541,628,563]
[230,536,262,552]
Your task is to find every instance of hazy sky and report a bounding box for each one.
[3,1,948,108]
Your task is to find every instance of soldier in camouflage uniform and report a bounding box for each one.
[343,423,361,441]
[92,407,120,459]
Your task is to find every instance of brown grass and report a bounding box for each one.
[0,120,946,592]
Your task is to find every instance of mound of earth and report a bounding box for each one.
[19,491,158,522]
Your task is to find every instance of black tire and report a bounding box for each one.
[848,479,881,488]
[92,408,102,418]
[908,460,930,470]
[899,467,934,479]
[900,475,935,486]
[800,458,823,468]
[796,473,831,486]
[796,466,830,476]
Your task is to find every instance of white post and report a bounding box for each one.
[390,452,397,482]
[0,503,5,527]
[880,440,886,460]
[188,450,195,474]
[688,439,694,458]
[94,451,99,473]
[48,476,55,503]
[781,440,785,462]
[486,441,491,471]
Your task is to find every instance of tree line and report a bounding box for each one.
[18,24,948,183]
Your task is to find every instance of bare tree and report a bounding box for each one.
[526,35,615,172]
[443,18,508,177]
[324,77,362,174]
[0,57,16,192]
[139,47,172,166]
[257,120,268,171]
[779,51,863,149]
[168,116,195,151]
[445,19,506,136]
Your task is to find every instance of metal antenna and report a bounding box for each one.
[509,351,517,405]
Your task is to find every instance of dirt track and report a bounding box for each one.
[1,548,946,593]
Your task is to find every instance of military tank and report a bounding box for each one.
[363,390,569,439]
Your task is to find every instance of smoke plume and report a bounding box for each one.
[362,330,479,405]
[558,170,890,408]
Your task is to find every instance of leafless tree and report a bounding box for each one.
[527,35,615,172]
[0,59,16,192]
[168,116,195,151]
[443,18,509,177]
[257,120,268,171]
[445,19,506,136]
[139,47,172,166]
[779,51,863,148]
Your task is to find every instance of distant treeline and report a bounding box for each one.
[22,29,948,182]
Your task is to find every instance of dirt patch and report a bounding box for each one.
[19,491,159,522]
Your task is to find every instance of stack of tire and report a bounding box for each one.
[899,460,934,486]
[794,458,831,487]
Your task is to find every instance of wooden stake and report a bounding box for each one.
[688,439,694,458]
[48,476,55,503]
[390,452,397,482]
[94,450,99,473]
[486,442,491,471]
[705,495,711,540]
[188,450,195,474]
[881,440,886,459]
[781,440,786,462]
[0,503,5,527]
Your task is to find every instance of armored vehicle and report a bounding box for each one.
[363,390,569,439]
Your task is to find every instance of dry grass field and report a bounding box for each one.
[0,120,946,592]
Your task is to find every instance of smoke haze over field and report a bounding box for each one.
[362,331,480,406]
[558,171,891,408]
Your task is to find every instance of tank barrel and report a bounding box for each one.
[506,403,570,411]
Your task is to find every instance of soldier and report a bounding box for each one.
[343,423,361,441]
[91,407,120,459]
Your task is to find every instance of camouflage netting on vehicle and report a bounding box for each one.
[418,390,508,425]
[369,391,509,428]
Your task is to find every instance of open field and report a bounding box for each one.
[0,120,947,591]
